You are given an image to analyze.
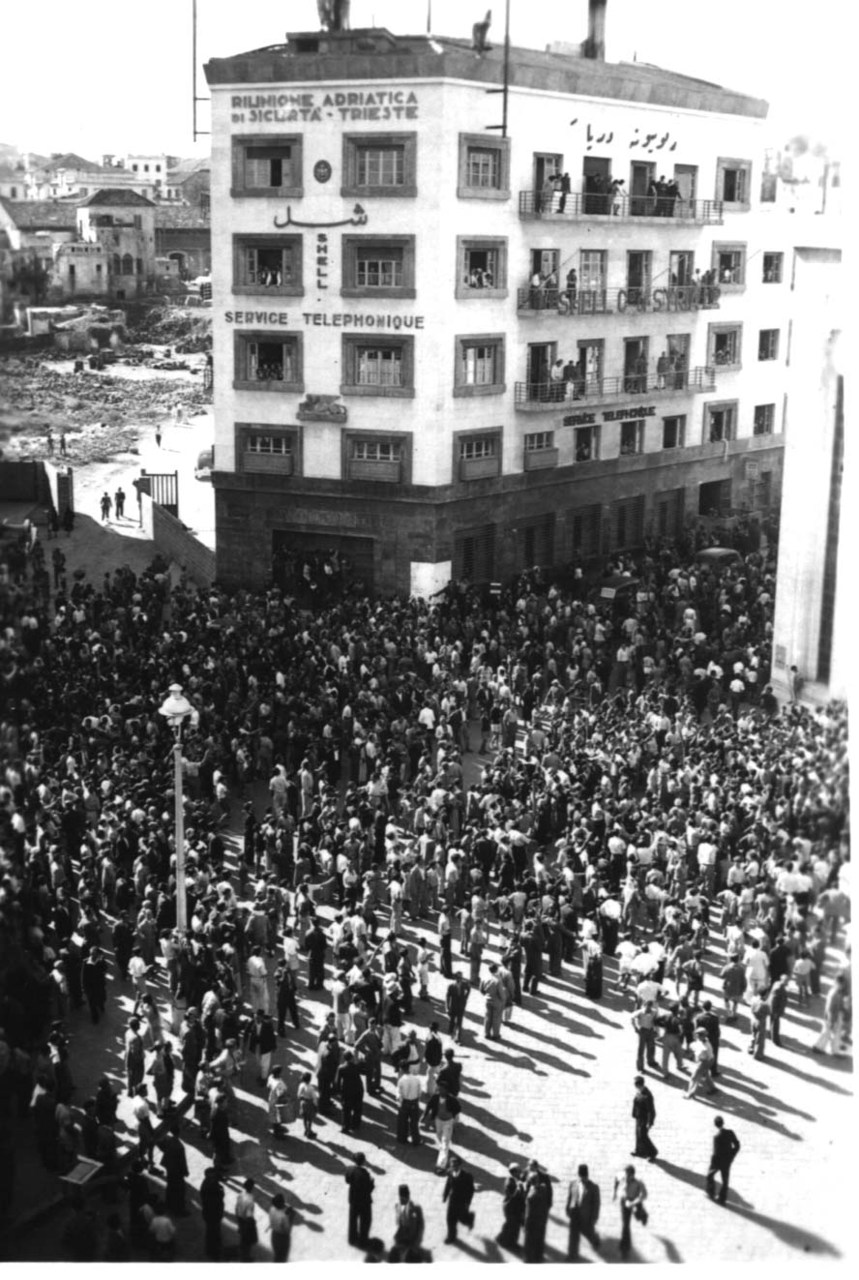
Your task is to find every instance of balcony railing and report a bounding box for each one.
[514,366,716,411]
[516,283,721,316]
[519,190,724,224]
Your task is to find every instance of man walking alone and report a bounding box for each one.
[631,1076,658,1161]
[705,1116,740,1205]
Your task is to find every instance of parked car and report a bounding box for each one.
[195,447,214,481]
[695,546,742,567]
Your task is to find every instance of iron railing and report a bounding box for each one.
[516,283,721,315]
[514,366,716,410]
[519,190,725,223]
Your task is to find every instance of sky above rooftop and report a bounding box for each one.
[2,0,845,159]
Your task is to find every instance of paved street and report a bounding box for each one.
[4,779,852,1265]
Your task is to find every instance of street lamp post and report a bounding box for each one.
[158,682,196,936]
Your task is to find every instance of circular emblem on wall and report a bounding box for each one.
[314,160,333,183]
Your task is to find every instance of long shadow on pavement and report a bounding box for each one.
[763,1050,852,1093]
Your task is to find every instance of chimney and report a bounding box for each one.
[583,0,606,60]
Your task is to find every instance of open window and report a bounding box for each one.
[232,136,303,197]
[233,235,303,295]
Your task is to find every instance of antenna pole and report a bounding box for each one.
[192,0,198,140]
[192,0,210,141]
[502,0,510,138]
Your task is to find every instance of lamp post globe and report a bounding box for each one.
[159,683,194,726]
[158,682,194,943]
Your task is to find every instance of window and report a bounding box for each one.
[121,253,134,276]
[233,332,303,391]
[575,425,600,462]
[341,236,415,298]
[669,250,694,286]
[708,323,742,368]
[662,415,686,449]
[456,237,508,297]
[705,401,737,443]
[345,433,411,483]
[454,334,505,397]
[626,251,652,305]
[525,431,554,453]
[232,136,303,196]
[754,404,776,436]
[716,158,751,206]
[342,133,417,197]
[243,431,295,473]
[762,252,783,283]
[457,431,501,480]
[237,425,300,474]
[353,438,401,462]
[579,249,607,294]
[712,243,746,287]
[758,329,779,361]
[79,187,87,197]
[136,258,143,275]
[619,420,644,456]
[233,236,302,295]
[457,134,510,200]
[341,335,414,397]
[523,431,558,471]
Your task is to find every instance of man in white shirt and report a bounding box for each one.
[247,948,270,1013]
[744,940,769,997]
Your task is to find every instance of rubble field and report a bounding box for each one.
[0,353,211,465]
[0,304,212,465]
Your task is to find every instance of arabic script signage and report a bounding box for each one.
[230,88,420,127]
[274,204,367,230]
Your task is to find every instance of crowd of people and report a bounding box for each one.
[0,511,851,1261]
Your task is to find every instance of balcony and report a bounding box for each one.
[518,190,724,224]
[514,366,716,412]
[516,283,721,317]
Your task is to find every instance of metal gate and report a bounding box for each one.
[453,525,496,585]
[513,513,555,572]
[139,470,179,516]
[610,494,646,551]
[569,503,602,559]
[654,487,685,539]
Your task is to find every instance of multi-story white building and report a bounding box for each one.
[203,14,834,596]
[771,251,844,704]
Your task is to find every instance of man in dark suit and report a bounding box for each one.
[566,1162,601,1259]
[446,972,470,1044]
[695,1000,721,1076]
[631,1076,658,1161]
[335,1048,365,1133]
[442,1155,475,1242]
[344,1151,374,1247]
[706,1116,740,1204]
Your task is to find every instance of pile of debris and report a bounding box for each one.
[0,355,211,464]
[127,304,212,354]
